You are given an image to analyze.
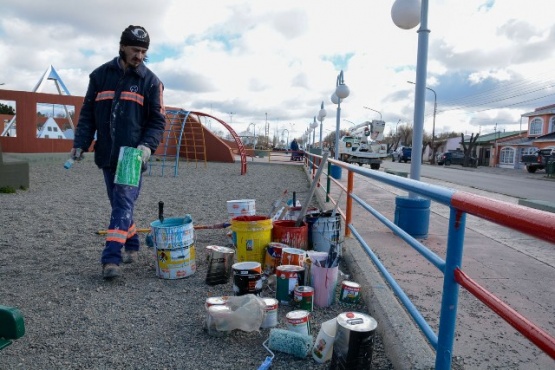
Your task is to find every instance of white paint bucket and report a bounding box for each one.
[226,199,256,219]
[313,318,337,363]
[155,242,196,279]
[150,215,194,249]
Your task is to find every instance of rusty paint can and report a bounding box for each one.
[294,286,314,311]
[339,281,361,304]
[286,309,311,336]
[263,242,287,275]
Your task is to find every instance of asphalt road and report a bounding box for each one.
[382,160,554,202]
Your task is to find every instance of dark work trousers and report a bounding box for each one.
[101,169,143,265]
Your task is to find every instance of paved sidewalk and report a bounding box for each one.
[309,163,555,369]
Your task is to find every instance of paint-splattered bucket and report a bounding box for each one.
[330,312,378,370]
[306,211,341,253]
[226,199,256,219]
[280,247,306,267]
[231,216,273,264]
[205,245,235,285]
[276,264,305,305]
[272,220,308,250]
[150,215,194,249]
[155,242,196,279]
[263,242,288,275]
[232,261,263,296]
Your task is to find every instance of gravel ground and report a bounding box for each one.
[0,159,393,370]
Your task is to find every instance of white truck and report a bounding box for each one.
[334,120,388,170]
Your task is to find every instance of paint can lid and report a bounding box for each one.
[337,312,377,332]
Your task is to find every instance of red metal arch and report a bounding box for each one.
[189,111,247,175]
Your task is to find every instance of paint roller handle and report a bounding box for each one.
[158,201,164,223]
[257,357,273,370]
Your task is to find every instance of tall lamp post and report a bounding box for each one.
[393,3,458,370]
[363,106,382,120]
[392,0,428,182]
[282,129,289,148]
[318,102,326,149]
[408,80,436,162]
[311,116,318,150]
[331,70,350,179]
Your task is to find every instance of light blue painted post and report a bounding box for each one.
[435,206,466,369]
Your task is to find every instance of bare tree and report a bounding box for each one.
[460,132,479,167]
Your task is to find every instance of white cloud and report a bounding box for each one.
[1,0,555,140]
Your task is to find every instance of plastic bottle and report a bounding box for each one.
[64,158,74,169]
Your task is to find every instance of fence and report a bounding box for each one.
[304,151,555,369]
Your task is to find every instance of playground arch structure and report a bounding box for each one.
[0,89,248,176]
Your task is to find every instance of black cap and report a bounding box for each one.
[120,25,150,49]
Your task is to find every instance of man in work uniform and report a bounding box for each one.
[70,25,166,279]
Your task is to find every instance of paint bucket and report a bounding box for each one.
[231,216,273,264]
[232,261,263,296]
[339,281,362,304]
[205,245,235,285]
[205,296,229,309]
[310,264,339,308]
[306,210,341,253]
[330,312,378,370]
[272,220,308,250]
[294,286,314,311]
[227,199,256,219]
[280,247,306,267]
[286,310,311,335]
[114,146,142,187]
[394,196,431,239]
[263,242,288,275]
[275,264,305,305]
[261,298,279,329]
[155,242,196,279]
[150,215,195,249]
[313,318,338,363]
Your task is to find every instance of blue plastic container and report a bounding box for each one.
[330,165,342,180]
[394,196,431,239]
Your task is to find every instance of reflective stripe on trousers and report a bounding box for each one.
[101,169,142,265]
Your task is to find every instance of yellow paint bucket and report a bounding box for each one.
[155,242,196,279]
[231,215,272,264]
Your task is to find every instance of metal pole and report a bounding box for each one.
[409,0,429,185]
[363,106,382,120]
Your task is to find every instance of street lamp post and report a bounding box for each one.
[318,101,326,149]
[363,106,382,120]
[393,3,458,370]
[408,80,436,162]
[248,123,256,149]
[311,116,318,149]
[331,70,350,179]
[282,129,289,147]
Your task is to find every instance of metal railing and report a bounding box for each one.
[304,151,555,369]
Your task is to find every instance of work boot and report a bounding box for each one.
[122,250,139,264]
[102,263,121,279]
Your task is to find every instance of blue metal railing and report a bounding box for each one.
[304,152,555,369]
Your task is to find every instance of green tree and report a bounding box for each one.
[0,103,15,115]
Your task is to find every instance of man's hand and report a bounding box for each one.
[70,148,84,161]
[137,145,151,164]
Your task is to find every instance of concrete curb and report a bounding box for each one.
[308,166,435,369]
[342,237,435,370]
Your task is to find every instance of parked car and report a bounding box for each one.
[521,147,555,173]
[438,151,477,167]
[392,146,412,163]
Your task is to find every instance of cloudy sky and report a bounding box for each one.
[2,0,555,142]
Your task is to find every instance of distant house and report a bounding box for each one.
[503,104,555,169]
[36,117,67,139]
